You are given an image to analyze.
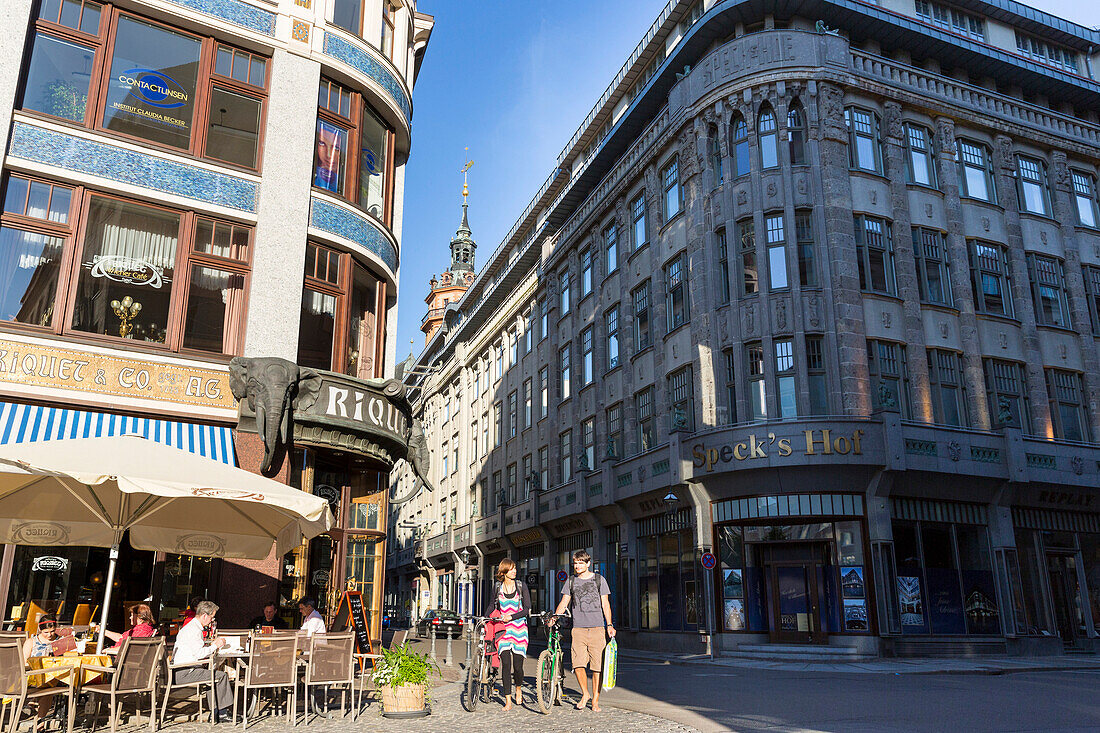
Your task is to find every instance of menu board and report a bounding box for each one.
[333,590,375,667]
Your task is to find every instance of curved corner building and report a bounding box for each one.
[0,0,432,635]
[391,0,1100,656]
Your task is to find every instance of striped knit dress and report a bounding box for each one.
[496,586,529,657]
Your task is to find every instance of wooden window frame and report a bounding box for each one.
[0,173,252,357]
[314,77,396,227]
[22,5,269,172]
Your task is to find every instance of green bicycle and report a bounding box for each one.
[535,613,568,714]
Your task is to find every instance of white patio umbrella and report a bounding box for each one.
[0,434,333,651]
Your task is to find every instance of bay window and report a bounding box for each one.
[1,174,250,355]
[21,6,268,169]
[315,78,394,224]
[297,241,385,377]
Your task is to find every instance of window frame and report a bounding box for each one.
[632,280,651,350]
[580,325,594,386]
[745,342,766,421]
[968,240,1014,318]
[984,358,1031,432]
[0,175,253,357]
[787,101,807,166]
[845,107,883,174]
[765,212,788,291]
[1084,265,1100,335]
[730,113,750,177]
[1046,369,1090,442]
[927,348,967,426]
[716,228,730,303]
[22,6,270,172]
[662,157,682,223]
[604,221,618,275]
[630,193,647,251]
[669,366,695,432]
[903,123,937,188]
[758,105,779,170]
[605,304,620,371]
[912,227,952,306]
[806,335,827,415]
[854,215,897,295]
[636,386,655,452]
[1026,253,1071,329]
[956,140,996,203]
[315,77,396,226]
[665,252,689,331]
[867,339,911,418]
[1071,170,1099,228]
[1015,154,1052,217]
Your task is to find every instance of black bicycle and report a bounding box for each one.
[462,615,500,712]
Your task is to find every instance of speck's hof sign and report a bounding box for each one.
[691,426,866,473]
[0,335,233,412]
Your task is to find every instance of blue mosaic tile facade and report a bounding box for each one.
[9,123,259,213]
[164,0,276,36]
[322,33,413,123]
[310,196,399,273]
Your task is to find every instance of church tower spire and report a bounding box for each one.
[422,152,477,345]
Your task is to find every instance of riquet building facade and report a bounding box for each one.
[391,0,1100,656]
[0,0,432,637]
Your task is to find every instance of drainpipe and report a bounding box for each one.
[1085,46,1094,80]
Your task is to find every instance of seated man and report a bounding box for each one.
[297,597,326,636]
[171,600,232,723]
[249,602,288,631]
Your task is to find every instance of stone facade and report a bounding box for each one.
[391,2,1100,655]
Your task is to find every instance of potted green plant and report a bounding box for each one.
[370,642,441,718]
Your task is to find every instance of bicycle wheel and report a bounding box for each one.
[464,654,481,712]
[536,649,555,714]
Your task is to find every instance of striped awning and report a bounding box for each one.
[0,400,236,466]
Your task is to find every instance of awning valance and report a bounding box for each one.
[0,401,236,466]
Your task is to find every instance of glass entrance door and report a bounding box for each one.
[763,543,828,644]
[1046,554,1084,647]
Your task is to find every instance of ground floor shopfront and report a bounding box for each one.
[0,358,419,642]
[390,416,1100,656]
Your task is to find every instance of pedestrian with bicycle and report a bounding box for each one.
[484,557,531,711]
[549,549,615,712]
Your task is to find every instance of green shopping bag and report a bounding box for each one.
[602,637,618,690]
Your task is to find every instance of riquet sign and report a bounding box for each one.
[692,428,865,473]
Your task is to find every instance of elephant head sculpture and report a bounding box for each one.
[229,357,322,474]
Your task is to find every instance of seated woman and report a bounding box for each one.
[103,604,156,648]
[22,614,62,732]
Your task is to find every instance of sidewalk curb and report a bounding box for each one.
[616,650,1100,676]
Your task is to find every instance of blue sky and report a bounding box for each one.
[394,0,1100,364]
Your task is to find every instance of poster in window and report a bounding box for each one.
[843,599,868,631]
[841,566,865,598]
[723,599,745,631]
[722,568,743,599]
[897,575,927,632]
[314,120,347,193]
[925,568,966,635]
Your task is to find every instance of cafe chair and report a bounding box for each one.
[301,632,354,725]
[232,632,298,730]
[159,652,215,730]
[71,606,93,629]
[82,637,165,733]
[0,638,77,733]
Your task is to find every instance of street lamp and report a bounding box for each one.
[663,490,680,516]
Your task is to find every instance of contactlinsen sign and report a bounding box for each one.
[118,68,189,108]
[692,428,865,472]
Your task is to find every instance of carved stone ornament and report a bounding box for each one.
[999,332,1008,349]
[881,311,892,329]
[996,136,1013,170]
[1053,153,1070,186]
[767,182,777,198]
[947,440,961,462]
[1041,230,1048,245]
[939,321,949,339]
[671,406,689,432]
[1059,343,1067,360]
[776,300,788,331]
[797,177,808,196]
[638,465,646,481]
[737,189,748,205]
[996,396,1014,426]
[820,84,843,123]
[935,118,955,155]
[744,304,755,334]
[981,216,990,231]
[884,102,903,141]
[926,204,933,218]
[808,296,821,328]
[869,189,877,206]
[606,437,618,461]
[229,357,321,474]
[877,382,897,410]
[1071,456,1084,476]
[721,316,730,343]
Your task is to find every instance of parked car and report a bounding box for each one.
[415,609,464,638]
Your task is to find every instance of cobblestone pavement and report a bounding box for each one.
[70,681,699,733]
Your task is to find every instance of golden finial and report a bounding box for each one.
[460,147,474,204]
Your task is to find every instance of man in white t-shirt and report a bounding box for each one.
[298,597,326,636]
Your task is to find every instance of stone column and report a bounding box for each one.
[1050,152,1100,439]
[992,134,1053,437]
[933,117,991,428]
[816,82,871,415]
[0,0,34,153]
[686,116,718,430]
[245,49,319,360]
[882,102,933,421]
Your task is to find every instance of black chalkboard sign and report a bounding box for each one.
[333,590,374,668]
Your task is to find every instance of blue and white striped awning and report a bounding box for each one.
[0,401,236,466]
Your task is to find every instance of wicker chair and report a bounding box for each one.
[232,633,298,730]
[82,637,165,733]
[0,639,77,733]
[301,632,354,724]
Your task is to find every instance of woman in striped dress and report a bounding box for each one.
[485,558,530,710]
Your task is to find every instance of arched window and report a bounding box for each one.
[708,125,723,187]
[730,114,750,177]
[787,101,807,166]
[758,105,778,169]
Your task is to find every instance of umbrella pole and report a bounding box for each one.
[95,544,119,653]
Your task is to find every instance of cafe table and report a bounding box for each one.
[27,653,112,688]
